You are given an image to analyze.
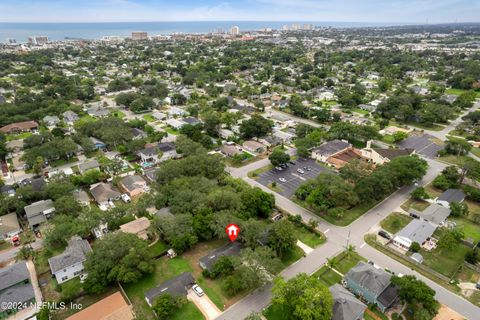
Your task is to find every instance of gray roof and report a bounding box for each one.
[48,236,92,274]
[411,203,450,225]
[312,140,350,156]
[411,252,424,263]
[43,115,60,124]
[395,219,436,244]
[121,175,146,192]
[0,282,35,312]
[155,207,173,219]
[90,137,106,146]
[346,262,391,297]
[330,284,367,320]
[437,189,466,204]
[0,213,21,236]
[377,283,398,309]
[73,190,90,204]
[199,242,243,272]
[24,199,54,226]
[90,183,121,204]
[0,261,30,291]
[144,272,194,305]
[157,142,176,152]
[78,159,100,173]
[63,110,79,122]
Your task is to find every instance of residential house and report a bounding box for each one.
[436,189,466,208]
[62,110,79,125]
[78,159,100,174]
[73,190,90,207]
[199,242,243,273]
[87,106,110,118]
[182,117,202,126]
[0,213,21,241]
[165,118,186,130]
[219,128,234,139]
[143,167,158,183]
[220,144,242,157]
[0,185,16,197]
[357,104,376,112]
[48,236,92,284]
[157,142,178,162]
[0,261,36,319]
[392,219,436,250]
[19,177,45,192]
[6,139,24,157]
[362,142,415,165]
[66,291,134,320]
[330,284,367,320]
[345,262,398,312]
[89,182,121,207]
[132,128,147,140]
[441,94,458,104]
[120,175,148,197]
[242,140,265,154]
[151,111,167,121]
[409,203,451,226]
[144,272,195,306]
[24,199,55,229]
[43,115,60,127]
[138,146,160,165]
[0,121,39,134]
[167,106,187,117]
[119,217,151,240]
[89,137,106,150]
[272,130,295,144]
[312,140,350,162]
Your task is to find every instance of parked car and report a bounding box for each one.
[279,177,287,183]
[275,166,283,171]
[271,214,283,222]
[289,160,296,165]
[297,168,305,174]
[192,284,204,297]
[378,230,391,240]
[121,194,131,203]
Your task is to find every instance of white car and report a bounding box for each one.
[192,284,204,297]
[121,194,131,203]
[297,169,305,174]
[279,177,287,183]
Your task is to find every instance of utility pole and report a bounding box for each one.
[345,229,351,250]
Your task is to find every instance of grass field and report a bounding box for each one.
[171,301,205,320]
[112,111,126,119]
[406,121,444,131]
[149,240,168,257]
[293,224,325,248]
[446,88,480,97]
[164,127,178,135]
[421,243,470,278]
[6,132,33,141]
[380,212,413,234]
[247,164,273,178]
[352,108,370,115]
[143,114,156,122]
[451,217,480,242]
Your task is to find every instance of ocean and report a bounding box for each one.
[0,21,407,43]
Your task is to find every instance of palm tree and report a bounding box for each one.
[346,244,356,257]
[326,257,337,270]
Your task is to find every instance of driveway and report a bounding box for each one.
[256,158,332,197]
[187,289,221,320]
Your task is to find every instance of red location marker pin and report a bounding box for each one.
[226,224,240,242]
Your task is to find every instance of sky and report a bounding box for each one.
[0,0,479,23]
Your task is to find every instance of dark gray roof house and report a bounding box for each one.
[437,189,466,206]
[373,148,415,161]
[410,203,450,226]
[78,159,100,174]
[0,212,21,240]
[0,261,36,317]
[144,272,195,306]
[345,262,398,312]
[48,236,92,275]
[90,183,121,205]
[63,110,79,123]
[330,284,367,320]
[199,242,243,272]
[182,117,201,126]
[393,218,436,250]
[24,199,55,228]
[312,140,350,158]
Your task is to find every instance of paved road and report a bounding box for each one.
[0,239,43,264]
[217,157,480,320]
[264,108,329,130]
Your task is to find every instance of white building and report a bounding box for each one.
[230,26,240,36]
[48,236,92,284]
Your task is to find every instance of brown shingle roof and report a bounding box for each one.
[0,121,38,134]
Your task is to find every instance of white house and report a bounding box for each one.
[48,236,92,284]
[392,219,436,250]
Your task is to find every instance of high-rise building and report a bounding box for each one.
[131,31,148,41]
[282,25,290,31]
[291,23,300,31]
[230,26,240,36]
[28,36,48,45]
[6,38,16,44]
[303,24,314,30]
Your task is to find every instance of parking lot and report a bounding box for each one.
[398,134,444,159]
[257,158,332,197]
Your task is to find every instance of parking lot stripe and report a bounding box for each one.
[324,229,330,234]
[291,173,306,181]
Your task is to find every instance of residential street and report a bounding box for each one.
[216,156,480,320]
[0,239,43,264]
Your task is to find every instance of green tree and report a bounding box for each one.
[241,187,275,219]
[240,114,273,139]
[32,156,44,177]
[83,232,154,293]
[410,242,421,253]
[152,294,186,320]
[411,187,429,200]
[272,273,333,320]
[269,148,290,166]
[268,220,296,258]
[450,201,469,217]
[438,228,464,251]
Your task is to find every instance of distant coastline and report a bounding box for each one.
[0,20,414,43]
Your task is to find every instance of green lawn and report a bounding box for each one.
[0,240,11,251]
[380,213,413,234]
[171,301,205,320]
[6,132,33,141]
[451,217,480,242]
[165,127,178,135]
[446,88,480,98]
[143,114,156,122]
[124,257,194,320]
[406,121,444,131]
[352,108,370,115]
[382,134,395,144]
[421,243,470,278]
[149,241,168,257]
[293,224,325,248]
[112,111,126,119]
[315,266,343,287]
[334,251,366,274]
